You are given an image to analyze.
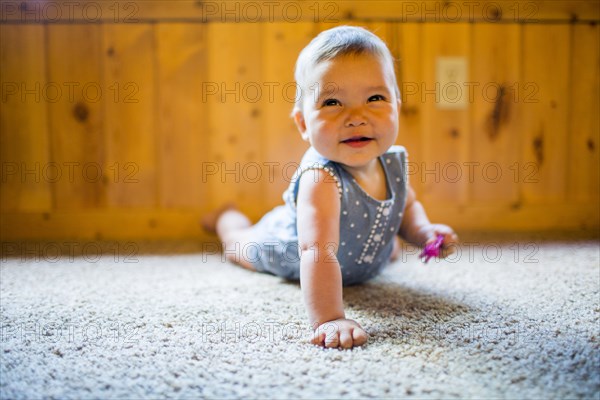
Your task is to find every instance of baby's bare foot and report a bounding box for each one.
[200,203,236,233]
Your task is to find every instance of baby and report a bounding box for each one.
[204,26,458,349]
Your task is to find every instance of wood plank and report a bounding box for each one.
[421,23,470,204]
[261,22,314,211]
[103,24,157,207]
[470,23,521,205]
[0,24,51,211]
[0,210,209,240]
[422,202,600,231]
[335,1,600,23]
[568,23,600,203]
[205,23,263,220]
[47,24,105,209]
[2,204,597,241]
[396,22,424,198]
[155,23,209,209]
[362,21,427,197]
[2,1,598,23]
[520,24,570,204]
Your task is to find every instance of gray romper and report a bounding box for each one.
[246,145,408,286]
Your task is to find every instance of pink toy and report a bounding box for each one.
[420,234,444,263]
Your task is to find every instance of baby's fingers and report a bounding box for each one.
[310,330,325,346]
[310,321,338,347]
[310,321,368,348]
[444,232,459,245]
[324,330,340,348]
[441,233,459,257]
[339,330,353,349]
[352,327,368,347]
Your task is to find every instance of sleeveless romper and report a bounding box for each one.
[245,145,408,286]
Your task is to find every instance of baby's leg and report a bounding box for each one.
[390,236,402,262]
[204,207,257,271]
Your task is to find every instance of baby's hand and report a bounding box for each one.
[311,318,368,349]
[422,224,459,258]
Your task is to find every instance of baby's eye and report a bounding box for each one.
[322,98,341,107]
[368,94,386,102]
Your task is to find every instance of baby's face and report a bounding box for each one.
[294,53,400,171]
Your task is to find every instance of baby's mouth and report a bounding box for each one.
[341,136,374,148]
[341,136,373,144]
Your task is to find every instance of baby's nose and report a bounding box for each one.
[344,108,367,127]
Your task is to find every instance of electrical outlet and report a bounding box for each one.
[436,57,468,110]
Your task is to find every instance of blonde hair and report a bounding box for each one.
[293,26,399,113]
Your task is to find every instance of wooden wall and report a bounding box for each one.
[1,1,599,240]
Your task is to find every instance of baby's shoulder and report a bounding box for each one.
[380,145,408,166]
[384,145,408,156]
[300,147,333,167]
[381,146,409,184]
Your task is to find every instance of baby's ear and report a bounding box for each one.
[293,110,309,141]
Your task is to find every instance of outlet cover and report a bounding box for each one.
[436,57,468,110]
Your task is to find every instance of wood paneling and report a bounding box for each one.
[1,14,599,239]
[103,24,158,207]
[396,23,424,198]
[470,23,521,205]
[261,22,314,210]
[2,1,598,23]
[421,23,471,204]
[205,23,263,219]
[0,25,51,212]
[2,203,597,241]
[47,24,105,209]
[520,24,570,204]
[155,23,209,209]
[568,23,600,204]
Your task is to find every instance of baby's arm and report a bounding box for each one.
[296,170,368,349]
[399,185,458,252]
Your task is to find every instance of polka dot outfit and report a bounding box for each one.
[246,146,408,286]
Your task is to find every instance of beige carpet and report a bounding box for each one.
[1,232,599,399]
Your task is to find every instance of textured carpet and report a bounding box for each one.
[1,233,599,399]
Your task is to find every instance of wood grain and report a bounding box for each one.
[3,1,598,23]
[568,23,600,204]
[155,23,209,209]
[396,22,424,198]
[261,22,314,211]
[421,23,470,204]
[1,15,598,239]
[47,24,105,209]
[470,23,521,205]
[520,24,570,204]
[205,23,263,219]
[0,24,51,212]
[103,24,158,207]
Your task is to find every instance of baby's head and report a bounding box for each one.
[293,26,400,113]
[291,26,401,169]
